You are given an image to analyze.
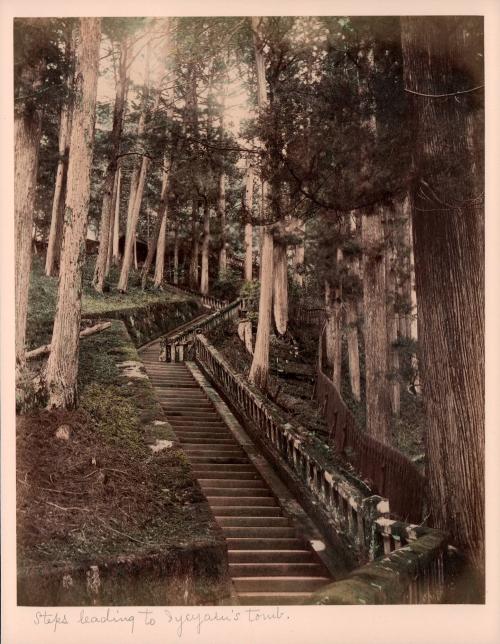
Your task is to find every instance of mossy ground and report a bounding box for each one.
[17,320,221,571]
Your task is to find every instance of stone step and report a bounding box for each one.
[201,487,272,498]
[180,438,236,446]
[175,430,231,437]
[228,550,314,563]
[192,469,259,478]
[187,457,251,464]
[226,537,304,549]
[222,526,296,538]
[182,448,246,456]
[152,388,206,394]
[198,478,266,488]
[237,592,311,606]
[212,507,283,517]
[207,497,277,508]
[178,438,236,445]
[229,563,325,577]
[165,411,220,418]
[158,403,214,410]
[232,576,329,593]
[192,464,256,472]
[166,417,224,424]
[217,516,290,527]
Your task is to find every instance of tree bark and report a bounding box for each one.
[273,241,288,336]
[15,63,43,367]
[244,157,255,282]
[200,199,211,295]
[248,16,274,390]
[117,157,149,292]
[45,98,72,277]
[45,18,101,408]
[362,208,391,443]
[189,198,199,289]
[324,279,342,392]
[142,166,170,289]
[93,40,128,292]
[120,41,151,286]
[171,227,179,285]
[346,299,361,401]
[249,226,274,389]
[385,227,401,416]
[401,16,484,578]
[105,166,119,275]
[292,220,305,287]
[112,166,121,265]
[217,173,227,278]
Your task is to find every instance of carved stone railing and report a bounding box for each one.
[165,282,228,310]
[308,519,448,604]
[194,334,391,556]
[193,333,448,603]
[160,300,241,362]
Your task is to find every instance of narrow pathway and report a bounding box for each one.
[140,340,333,605]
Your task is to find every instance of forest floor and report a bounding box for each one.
[206,318,426,468]
[18,258,221,583]
[17,321,219,571]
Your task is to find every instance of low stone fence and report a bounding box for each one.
[165,282,228,310]
[160,300,242,362]
[86,298,203,347]
[193,333,448,604]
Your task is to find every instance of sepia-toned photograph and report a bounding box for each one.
[9,6,488,623]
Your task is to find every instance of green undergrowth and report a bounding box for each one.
[17,319,223,573]
[26,255,189,349]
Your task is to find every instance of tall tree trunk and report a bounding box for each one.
[120,41,151,285]
[112,166,121,264]
[172,226,179,285]
[248,16,274,390]
[142,22,175,289]
[346,300,361,401]
[217,173,227,278]
[142,166,170,289]
[324,280,342,392]
[249,227,274,389]
[292,220,305,287]
[15,63,43,368]
[45,18,101,408]
[93,39,128,292]
[357,43,391,443]
[188,198,199,289]
[154,212,167,287]
[362,208,391,443]
[200,200,211,295]
[118,158,148,292]
[401,16,484,579]
[244,156,254,282]
[385,232,400,416]
[105,166,119,276]
[346,212,361,401]
[273,242,288,336]
[45,97,72,276]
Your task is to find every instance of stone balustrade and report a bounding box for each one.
[193,333,448,604]
[160,300,241,362]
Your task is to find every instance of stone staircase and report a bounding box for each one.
[140,340,333,605]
